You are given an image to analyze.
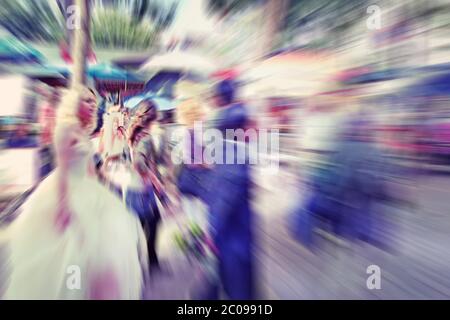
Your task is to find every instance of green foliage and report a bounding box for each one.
[0,0,178,49]
[207,0,261,16]
[91,8,157,49]
[0,0,65,42]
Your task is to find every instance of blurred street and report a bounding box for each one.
[143,164,450,299]
[3,149,450,300]
[2,0,450,300]
[257,171,450,299]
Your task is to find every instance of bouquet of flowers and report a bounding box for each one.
[173,222,219,286]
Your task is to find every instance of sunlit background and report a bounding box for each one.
[1,0,450,299]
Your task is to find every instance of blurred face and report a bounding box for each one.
[77,90,97,128]
[131,102,156,129]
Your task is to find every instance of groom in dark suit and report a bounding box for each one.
[203,79,255,300]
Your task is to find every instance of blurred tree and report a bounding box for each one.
[284,0,371,50]
[0,0,65,42]
[91,7,156,49]
[0,0,177,50]
[96,0,177,28]
[207,0,286,56]
[208,0,375,54]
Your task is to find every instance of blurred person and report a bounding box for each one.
[107,100,166,272]
[123,108,131,129]
[176,97,209,226]
[1,86,148,299]
[154,110,182,213]
[331,117,391,244]
[201,79,255,300]
[36,88,59,180]
[91,129,104,172]
[91,97,107,169]
[6,122,36,148]
[294,113,390,248]
[102,106,127,168]
[93,97,107,136]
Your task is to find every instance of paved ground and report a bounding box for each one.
[2,160,450,299]
[145,166,450,299]
[249,170,450,299]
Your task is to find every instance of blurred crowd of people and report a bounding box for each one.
[1,0,450,299]
[0,77,260,300]
[2,57,450,298]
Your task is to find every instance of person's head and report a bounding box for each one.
[129,100,158,144]
[56,86,97,133]
[213,79,236,108]
[177,98,205,128]
[77,88,97,130]
[132,100,158,129]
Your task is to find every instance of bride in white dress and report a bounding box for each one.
[1,86,148,299]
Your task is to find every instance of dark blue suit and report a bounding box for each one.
[205,103,255,299]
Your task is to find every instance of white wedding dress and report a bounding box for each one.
[2,121,147,300]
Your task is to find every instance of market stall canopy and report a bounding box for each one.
[124,93,175,111]
[89,63,145,93]
[111,53,154,70]
[2,64,67,87]
[138,50,217,77]
[144,71,183,97]
[88,63,144,82]
[143,68,209,99]
[36,62,145,92]
[95,81,144,96]
[241,52,337,98]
